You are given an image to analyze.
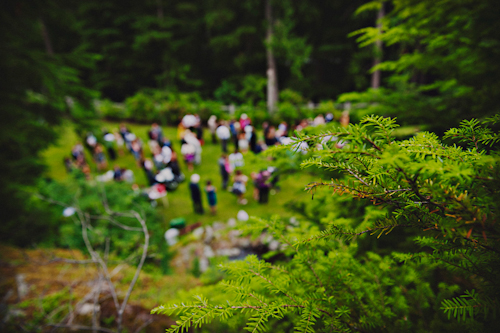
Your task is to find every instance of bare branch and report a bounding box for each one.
[77,209,120,312]
[89,215,142,232]
[134,318,154,333]
[117,211,149,333]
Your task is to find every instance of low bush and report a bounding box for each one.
[98,89,342,127]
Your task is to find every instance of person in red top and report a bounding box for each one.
[239,113,251,130]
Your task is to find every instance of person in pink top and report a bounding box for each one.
[239,113,251,130]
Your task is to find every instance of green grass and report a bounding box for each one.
[42,120,318,227]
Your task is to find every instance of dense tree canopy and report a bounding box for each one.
[342,0,500,132]
[11,0,372,102]
[0,0,96,244]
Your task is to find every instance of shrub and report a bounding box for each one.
[279,89,305,105]
[98,99,129,120]
[153,115,500,332]
[125,91,157,123]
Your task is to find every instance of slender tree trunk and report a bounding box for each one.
[265,0,278,113]
[156,0,164,20]
[39,17,54,56]
[371,4,384,89]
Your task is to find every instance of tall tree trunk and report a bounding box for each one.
[156,0,164,20]
[371,4,384,89]
[265,0,278,113]
[39,17,54,56]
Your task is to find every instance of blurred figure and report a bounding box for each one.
[63,157,74,173]
[177,121,186,143]
[181,142,195,171]
[103,131,117,160]
[113,165,123,181]
[229,120,240,151]
[232,169,248,205]
[325,112,334,123]
[265,126,278,146]
[313,114,325,126]
[216,121,230,153]
[218,154,230,190]
[130,139,143,163]
[256,169,271,204]
[238,132,249,152]
[249,126,258,153]
[85,132,97,152]
[141,158,156,186]
[184,130,202,165]
[149,123,164,145]
[278,121,288,137]
[208,115,218,144]
[189,173,204,214]
[94,144,107,172]
[114,130,125,156]
[71,143,85,161]
[340,110,350,127]
[229,149,244,170]
[205,180,217,215]
[168,147,183,181]
[239,113,251,130]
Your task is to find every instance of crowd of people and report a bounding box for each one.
[63,110,343,215]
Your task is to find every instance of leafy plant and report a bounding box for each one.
[153,115,500,332]
[342,0,500,132]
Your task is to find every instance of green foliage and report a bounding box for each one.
[29,0,371,102]
[98,88,345,128]
[38,176,165,261]
[342,0,500,131]
[154,216,447,332]
[99,90,228,125]
[154,115,500,331]
[18,287,75,328]
[97,99,129,120]
[279,89,304,105]
[125,91,158,123]
[214,80,240,105]
[270,1,312,79]
[276,103,300,125]
[0,0,98,246]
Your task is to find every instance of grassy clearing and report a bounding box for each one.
[42,120,317,227]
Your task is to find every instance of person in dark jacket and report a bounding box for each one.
[205,180,217,215]
[256,170,271,204]
[218,154,230,190]
[189,173,204,214]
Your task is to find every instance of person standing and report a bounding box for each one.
[181,142,196,171]
[239,113,251,130]
[249,126,258,153]
[229,149,244,170]
[216,121,230,153]
[189,174,204,214]
[205,180,217,215]
[141,158,156,186]
[103,130,117,160]
[229,120,239,151]
[218,154,230,190]
[94,144,107,172]
[149,123,164,145]
[232,170,248,205]
[208,115,218,144]
[257,170,271,204]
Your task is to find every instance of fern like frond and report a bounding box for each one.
[295,308,320,333]
[441,290,481,322]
